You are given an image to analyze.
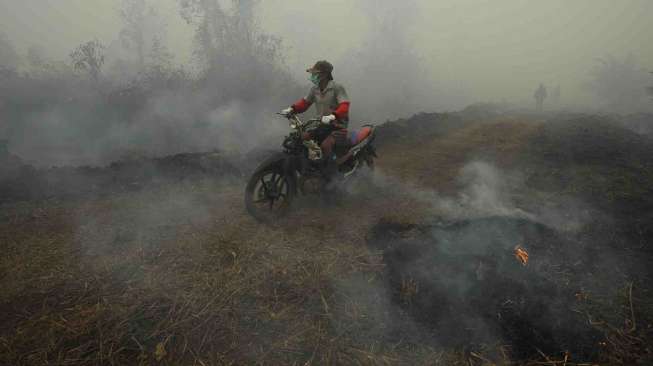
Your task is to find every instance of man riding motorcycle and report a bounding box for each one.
[245,61,375,220]
[280,60,350,180]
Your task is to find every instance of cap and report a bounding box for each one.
[306,60,333,74]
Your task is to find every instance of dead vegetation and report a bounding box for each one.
[0,180,415,365]
[2,110,653,365]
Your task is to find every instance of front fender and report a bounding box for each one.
[253,152,289,173]
[252,152,299,193]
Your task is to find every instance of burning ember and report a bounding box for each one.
[514,245,529,266]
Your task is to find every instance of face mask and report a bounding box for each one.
[309,73,320,86]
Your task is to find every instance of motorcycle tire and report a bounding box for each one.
[244,163,295,222]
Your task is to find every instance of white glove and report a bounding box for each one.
[321,114,337,124]
[281,107,294,116]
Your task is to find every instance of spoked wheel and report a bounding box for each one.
[245,165,295,222]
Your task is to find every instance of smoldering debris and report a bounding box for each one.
[356,110,653,362]
[368,217,602,360]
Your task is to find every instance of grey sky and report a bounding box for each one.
[1,0,652,108]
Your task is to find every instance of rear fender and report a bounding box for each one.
[337,126,377,165]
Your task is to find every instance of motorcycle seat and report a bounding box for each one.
[348,126,374,146]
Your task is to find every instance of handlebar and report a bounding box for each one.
[277,112,321,129]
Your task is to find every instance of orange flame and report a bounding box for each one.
[514,245,529,266]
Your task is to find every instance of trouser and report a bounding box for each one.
[303,125,348,181]
[302,125,348,159]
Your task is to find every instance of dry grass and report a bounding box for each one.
[0,179,435,365]
[378,117,541,192]
[2,116,652,365]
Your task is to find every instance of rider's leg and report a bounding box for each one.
[320,134,338,180]
[320,135,335,157]
[304,125,331,143]
[330,129,348,157]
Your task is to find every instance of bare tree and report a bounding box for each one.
[233,0,258,45]
[178,0,287,101]
[70,40,106,82]
[148,36,173,70]
[119,0,153,68]
[179,0,228,71]
[179,0,276,68]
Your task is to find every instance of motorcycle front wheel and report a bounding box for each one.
[244,164,295,222]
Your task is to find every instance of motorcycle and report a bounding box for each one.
[244,112,377,222]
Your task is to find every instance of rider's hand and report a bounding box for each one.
[281,107,294,117]
[321,114,336,124]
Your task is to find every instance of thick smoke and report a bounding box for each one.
[2,1,653,167]
[345,156,633,359]
[361,162,534,222]
[2,2,653,364]
[1,0,299,167]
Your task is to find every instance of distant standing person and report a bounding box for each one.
[534,83,547,112]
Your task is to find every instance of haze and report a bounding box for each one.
[1,0,652,115]
[2,3,653,363]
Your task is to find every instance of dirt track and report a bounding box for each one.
[2,109,653,365]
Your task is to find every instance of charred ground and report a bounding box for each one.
[1,107,653,365]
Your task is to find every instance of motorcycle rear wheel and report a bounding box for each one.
[244,164,295,222]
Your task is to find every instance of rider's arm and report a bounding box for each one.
[333,84,350,121]
[291,87,317,113]
[333,101,350,121]
[291,98,312,113]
